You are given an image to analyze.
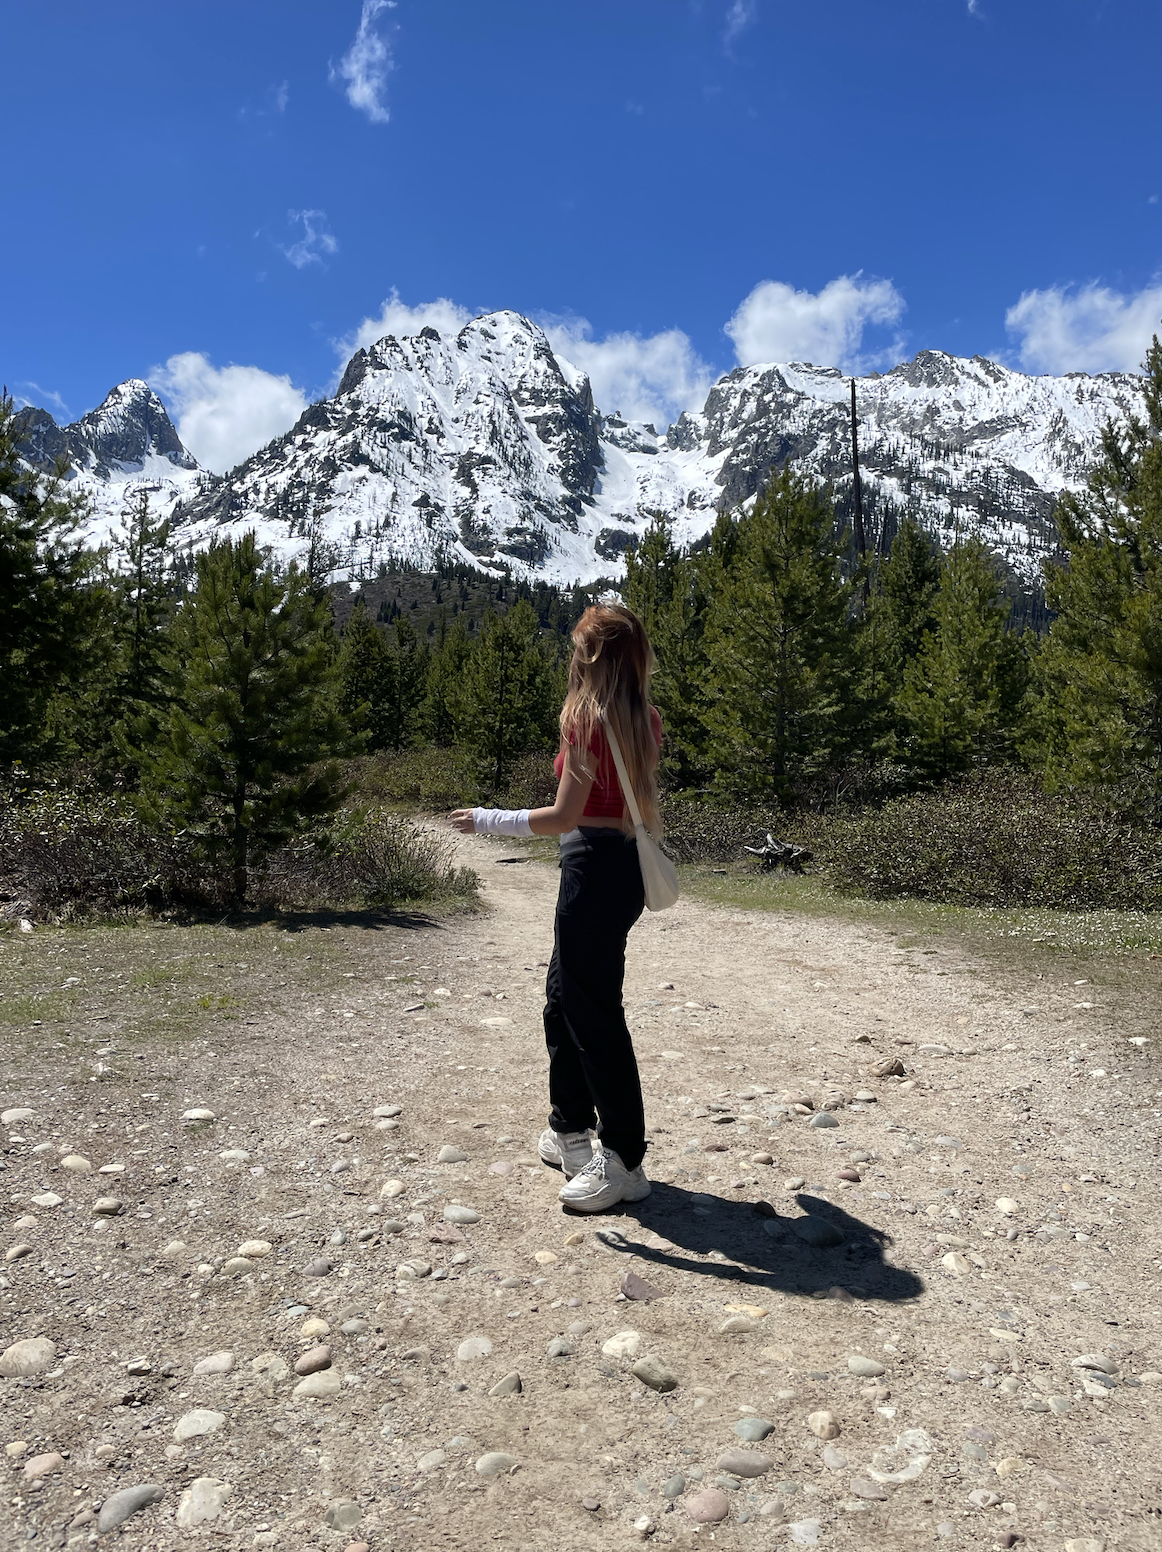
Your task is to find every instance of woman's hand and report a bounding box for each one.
[449,808,476,835]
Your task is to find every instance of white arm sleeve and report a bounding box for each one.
[472,807,533,837]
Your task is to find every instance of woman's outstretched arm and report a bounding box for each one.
[448,746,595,836]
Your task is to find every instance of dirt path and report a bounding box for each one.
[1,832,1159,1552]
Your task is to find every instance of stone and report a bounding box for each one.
[341,1318,370,1335]
[373,1104,402,1118]
[995,1197,1019,1215]
[942,1252,971,1278]
[662,1473,686,1498]
[534,1249,559,1266]
[788,1519,822,1545]
[96,1484,163,1534]
[716,1448,773,1477]
[720,1316,758,1334]
[173,1409,226,1442]
[237,1239,272,1258]
[995,1456,1022,1479]
[685,1488,730,1523]
[324,1500,361,1531]
[303,1257,332,1277]
[546,1336,575,1358]
[5,1442,28,1458]
[300,1317,330,1337]
[31,1192,62,1208]
[0,1337,56,1377]
[1072,1353,1117,1374]
[161,1241,188,1258]
[295,1345,332,1376]
[847,1355,885,1377]
[752,1152,774,1165]
[489,1371,522,1396]
[457,1336,494,1361]
[183,1107,216,1120]
[621,1269,664,1300]
[734,1417,776,1442]
[5,1243,33,1262]
[93,1197,123,1216]
[865,1428,934,1483]
[218,1148,250,1162]
[1063,1541,1104,1552]
[125,1357,151,1376]
[603,1331,643,1359]
[418,1448,446,1472]
[221,1256,254,1277]
[192,1350,234,1376]
[61,1154,91,1171]
[438,1145,469,1163]
[293,1369,341,1398]
[2,1107,35,1124]
[792,1217,844,1248]
[807,1411,840,1440]
[808,1112,839,1129]
[22,1451,65,1482]
[251,1352,290,1382]
[475,1451,518,1476]
[871,1057,905,1077]
[836,1167,861,1181]
[379,1179,404,1199]
[849,1477,888,1500]
[633,1355,678,1392]
[444,1204,481,1224]
[176,1477,232,1528]
[822,1445,847,1470]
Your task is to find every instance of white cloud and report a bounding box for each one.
[18,382,70,417]
[723,0,758,49]
[151,353,307,474]
[280,209,338,270]
[336,289,474,362]
[332,0,396,125]
[1005,280,1162,374]
[724,274,906,371]
[543,317,716,429]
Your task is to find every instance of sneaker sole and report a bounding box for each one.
[559,1179,652,1213]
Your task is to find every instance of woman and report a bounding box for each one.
[450,603,661,1212]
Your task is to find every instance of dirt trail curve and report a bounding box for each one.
[1,830,1160,1552]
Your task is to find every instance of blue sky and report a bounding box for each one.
[4,0,1160,470]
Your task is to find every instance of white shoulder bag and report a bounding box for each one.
[602,714,680,912]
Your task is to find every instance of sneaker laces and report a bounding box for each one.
[573,1150,609,1181]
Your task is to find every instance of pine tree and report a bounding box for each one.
[699,469,855,803]
[139,533,354,903]
[1028,332,1162,814]
[0,393,99,765]
[384,613,429,750]
[109,488,178,774]
[426,616,471,745]
[898,537,1026,777]
[338,599,395,750]
[861,519,941,752]
[454,600,556,788]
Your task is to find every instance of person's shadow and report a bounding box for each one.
[594,1183,924,1302]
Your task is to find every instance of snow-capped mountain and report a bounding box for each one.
[19,314,1145,585]
[15,380,204,539]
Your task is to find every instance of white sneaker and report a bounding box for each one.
[558,1148,651,1213]
[538,1127,595,1180]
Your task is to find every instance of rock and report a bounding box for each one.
[808,1112,839,1129]
[373,1104,403,1118]
[847,1355,885,1377]
[1072,1353,1117,1374]
[444,1204,481,1224]
[173,1409,226,1441]
[685,1488,730,1523]
[30,1192,62,1208]
[303,1258,332,1278]
[807,1411,840,1440]
[716,1449,773,1477]
[176,1477,232,1528]
[457,1336,494,1361]
[662,1473,686,1498]
[995,1456,1022,1479]
[1063,1541,1104,1552]
[438,1145,469,1163]
[603,1331,643,1359]
[93,1197,123,1216]
[2,1107,35,1124]
[871,1057,905,1077]
[967,1489,1003,1507]
[942,1252,971,1278]
[251,1352,290,1382]
[475,1451,518,1476]
[5,1442,28,1458]
[4,1243,33,1262]
[793,1217,844,1248]
[995,1197,1019,1215]
[582,1494,601,1511]
[836,1167,861,1182]
[237,1239,272,1258]
[218,1148,250,1162]
[633,1355,678,1392]
[546,1337,575,1358]
[788,1518,822,1544]
[295,1345,332,1375]
[734,1417,776,1442]
[853,1091,877,1102]
[161,1241,188,1258]
[96,1484,163,1533]
[61,1154,91,1171]
[293,1369,341,1398]
[821,1445,847,1470]
[183,1107,216,1120]
[866,1428,934,1483]
[192,1350,234,1376]
[379,1179,405,1199]
[489,1371,522,1396]
[752,1152,774,1165]
[341,1318,370,1335]
[23,1451,65,1481]
[621,1269,664,1301]
[0,1337,56,1377]
[324,1500,361,1531]
[849,1477,888,1500]
[125,1356,151,1376]
[300,1317,330,1337]
[720,1316,758,1334]
[221,1257,254,1277]
[418,1448,446,1472]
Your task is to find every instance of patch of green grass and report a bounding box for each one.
[679,863,1162,961]
[195,992,241,1012]
[0,990,73,1025]
[130,958,196,989]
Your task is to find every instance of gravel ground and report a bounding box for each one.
[2,830,1160,1552]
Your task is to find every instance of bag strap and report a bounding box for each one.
[600,713,646,832]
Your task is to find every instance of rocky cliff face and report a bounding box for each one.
[23,316,1144,586]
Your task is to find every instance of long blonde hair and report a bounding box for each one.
[560,603,661,835]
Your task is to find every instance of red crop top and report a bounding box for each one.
[553,707,663,820]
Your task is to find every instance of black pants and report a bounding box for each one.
[543,828,647,1170]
